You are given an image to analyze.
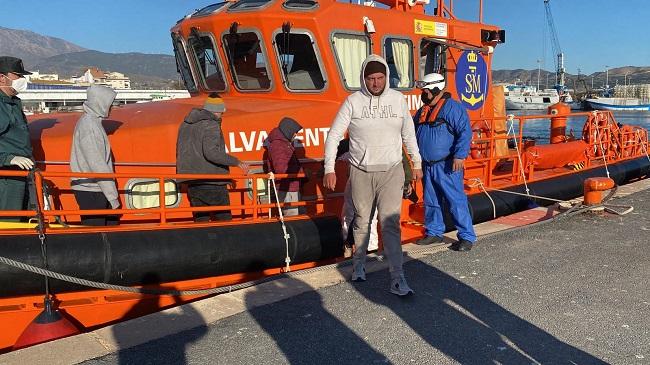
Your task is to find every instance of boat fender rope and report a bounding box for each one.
[506,115,530,195]
[267,172,292,272]
[591,113,611,178]
[468,178,496,219]
[636,129,650,163]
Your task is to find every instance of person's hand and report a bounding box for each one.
[413,168,423,181]
[9,156,34,170]
[238,162,250,174]
[452,158,465,172]
[323,172,337,191]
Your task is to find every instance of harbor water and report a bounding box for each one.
[510,110,650,143]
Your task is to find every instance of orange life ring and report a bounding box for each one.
[470,120,491,160]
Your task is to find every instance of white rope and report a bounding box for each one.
[636,129,650,162]
[468,178,496,218]
[506,115,530,195]
[592,112,611,178]
[267,177,272,219]
[268,172,291,272]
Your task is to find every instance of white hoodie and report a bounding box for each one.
[324,54,421,174]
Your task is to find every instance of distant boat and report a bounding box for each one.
[586,97,650,111]
[504,84,560,110]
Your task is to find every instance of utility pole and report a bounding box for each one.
[537,59,541,90]
[605,65,609,88]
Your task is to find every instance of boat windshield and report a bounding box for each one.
[223,31,272,91]
[171,33,197,92]
[274,31,325,91]
[420,39,447,81]
[188,33,227,91]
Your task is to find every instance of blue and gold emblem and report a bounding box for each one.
[455,50,488,110]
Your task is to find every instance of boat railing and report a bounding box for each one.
[0,170,321,230]
[464,110,648,191]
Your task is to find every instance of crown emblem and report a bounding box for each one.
[467,52,478,63]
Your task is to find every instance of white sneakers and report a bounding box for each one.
[390,274,414,296]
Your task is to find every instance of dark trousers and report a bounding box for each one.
[187,184,232,222]
[0,177,27,222]
[73,190,119,226]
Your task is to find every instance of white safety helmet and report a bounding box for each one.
[416,73,446,91]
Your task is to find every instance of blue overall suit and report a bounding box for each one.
[414,95,476,243]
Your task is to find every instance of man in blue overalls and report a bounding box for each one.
[413,73,476,251]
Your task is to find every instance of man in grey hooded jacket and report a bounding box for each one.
[323,54,422,296]
[70,85,120,226]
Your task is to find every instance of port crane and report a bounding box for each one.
[544,0,566,92]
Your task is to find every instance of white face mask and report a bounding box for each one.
[11,77,28,93]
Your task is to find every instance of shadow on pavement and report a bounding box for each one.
[111,273,208,365]
[340,256,608,364]
[244,276,391,364]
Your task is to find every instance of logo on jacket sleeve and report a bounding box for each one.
[455,51,488,110]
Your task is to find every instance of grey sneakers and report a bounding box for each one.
[390,274,414,296]
[351,263,366,282]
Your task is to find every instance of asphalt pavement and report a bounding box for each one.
[81,189,650,365]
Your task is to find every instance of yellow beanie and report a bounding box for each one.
[203,93,226,113]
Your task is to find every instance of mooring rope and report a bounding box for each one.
[506,115,531,195]
[267,172,292,272]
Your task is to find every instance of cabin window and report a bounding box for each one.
[274,31,325,91]
[543,97,551,103]
[283,0,318,10]
[332,33,370,89]
[188,33,227,91]
[192,2,229,17]
[383,37,414,89]
[171,34,197,93]
[223,31,272,91]
[419,39,447,80]
[125,179,180,210]
[229,0,274,11]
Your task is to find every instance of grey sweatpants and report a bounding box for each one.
[350,163,405,279]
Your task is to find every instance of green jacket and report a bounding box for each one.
[0,92,33,166]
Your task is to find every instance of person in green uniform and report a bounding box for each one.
[0,56,34,221]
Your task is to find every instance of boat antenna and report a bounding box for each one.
[281,22,292,85]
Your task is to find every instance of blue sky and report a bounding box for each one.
[6,0,649,74]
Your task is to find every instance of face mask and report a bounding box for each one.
[421,88,442,105]
[11,77,28,93]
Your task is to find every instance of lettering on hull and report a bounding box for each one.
[225,127,331,153]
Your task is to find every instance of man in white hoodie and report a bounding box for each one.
[70,85,120,226]
[323,55,422,296]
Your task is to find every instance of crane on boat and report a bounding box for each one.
[544,0,566,93]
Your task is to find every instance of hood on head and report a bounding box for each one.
[185,108,220,124]
[359,54,390,97]
[278,117,303,140]
[83,85,116,118]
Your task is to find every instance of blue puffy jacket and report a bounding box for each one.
[414,96,472,162]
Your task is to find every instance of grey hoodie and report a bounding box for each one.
[324,54,421,174]
[70,85,119,208]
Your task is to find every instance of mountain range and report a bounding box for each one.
[0,27,181,89]
[2,26,650,91]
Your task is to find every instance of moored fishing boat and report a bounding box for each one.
[1,0,649,352]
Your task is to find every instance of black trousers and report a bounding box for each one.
[73,190,118,226]
[187,184,232,222]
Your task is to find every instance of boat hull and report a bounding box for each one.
[586,99,650,111]
[440,156,650,229]
[0,217,343,297]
